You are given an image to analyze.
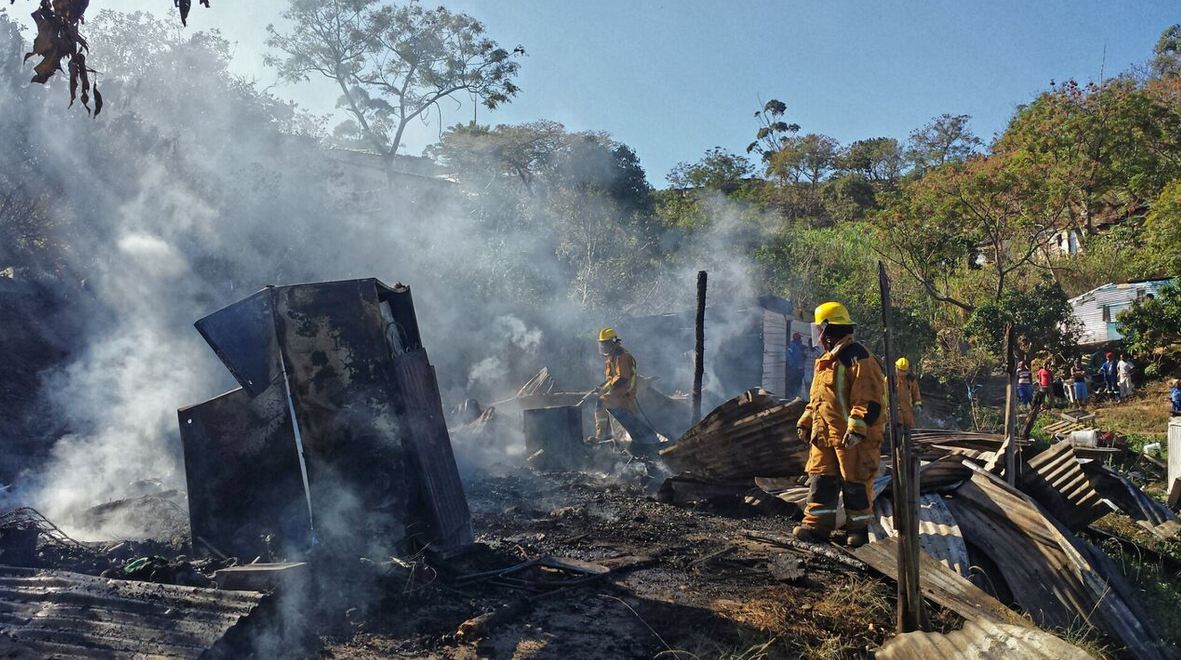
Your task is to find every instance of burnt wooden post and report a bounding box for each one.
[879,261,926,633]
[691,270,707,425]
[1003,324,1018,484]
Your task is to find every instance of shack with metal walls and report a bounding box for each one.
[614,295,801,408]
[179,278,472,560]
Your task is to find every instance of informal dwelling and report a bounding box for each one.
[1068,278,1173,345]
[179,279,472,560]
[614,295,809,407]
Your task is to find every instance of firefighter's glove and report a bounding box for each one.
[796,426,812,445]
[842,430,866,448]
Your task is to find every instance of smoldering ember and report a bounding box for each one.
[3,3,1181,660]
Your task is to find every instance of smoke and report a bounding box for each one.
[0,9,774,541]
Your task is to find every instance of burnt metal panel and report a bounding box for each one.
[390,348,474,553]
[523,406,586,471]
[179,387,311,559]
[185,278,471,559]
[0,565,267,658]
[272,279,415,556]
[194,288,279,397]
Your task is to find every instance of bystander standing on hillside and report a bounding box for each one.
[1037,361,1056,408]
[1170,379,1181,417]
[1017,361,1033,408]
[1100,352,1118,396]
[1118,354,1136,400]
[1070,361,1089,407]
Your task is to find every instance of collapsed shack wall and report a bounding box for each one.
[181,278,471,560]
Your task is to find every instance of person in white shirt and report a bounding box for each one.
[1117,354,1135,400]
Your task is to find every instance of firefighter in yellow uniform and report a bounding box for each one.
[794,302,884,548]
[894,357,922,428]
[594,328,638,440]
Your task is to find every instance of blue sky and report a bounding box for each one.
[82,2,1181,185]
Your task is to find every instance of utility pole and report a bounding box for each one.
[1003,324,1018,484]
[691,271,707,425]
[879,261,926,633]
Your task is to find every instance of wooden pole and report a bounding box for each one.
[1003,324,1018,485]
[878,261,926,633]
[691,271,707,425]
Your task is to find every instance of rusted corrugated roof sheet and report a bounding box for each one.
[852,538,1018,625]
[946,467,1169,660]
[871,494,971,578]
[0,565,267,658]
[1021,441,1109,531]
[1085,463,1181,540]
[660,391,806,480]
[877,618,1091,660]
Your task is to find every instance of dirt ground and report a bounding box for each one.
[321,470,916,660]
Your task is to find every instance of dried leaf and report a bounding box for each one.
[93,85,103,116]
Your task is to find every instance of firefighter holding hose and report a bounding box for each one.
[794,302,884,548]
[593,327,638,441]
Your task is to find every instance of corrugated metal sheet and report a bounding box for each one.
[660,391,807,480]
[852,538,1018,624]
[870,494,971,578]
[0,565,267,658]
[1085,463,1181,540]
[946,468,1169,660]
[877,618,1091,660]
[760,310,787,396]
[1020,442,1109,531]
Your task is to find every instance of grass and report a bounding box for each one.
[1087,380,1173,447]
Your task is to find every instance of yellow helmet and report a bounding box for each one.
[896,357,910,371]
[813,301,854,326]
[598,327,618,342]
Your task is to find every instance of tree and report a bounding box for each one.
[963,278,1081,361]
[666,147,754,193]
[1153,24,1181,79]
[876,152,1066,312]
[746,98,800,184]
[905,113,982,174]
[427,121,657,309]
[266,0,523,167]
[840,137,905,185]
[1143,180,1181,278]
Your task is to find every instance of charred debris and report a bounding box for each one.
[1,279,1179,658]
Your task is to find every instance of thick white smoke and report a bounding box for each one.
[0,9,773,539]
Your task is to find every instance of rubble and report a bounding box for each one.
[878,618,1092,660]
[0,565,269,658]
[659,389,807,480]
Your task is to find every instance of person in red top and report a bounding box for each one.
[1036,362,1055,407]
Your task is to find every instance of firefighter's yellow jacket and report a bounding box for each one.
[798,336,885,446]
[895,372,922,428]
[601,346,637,411]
